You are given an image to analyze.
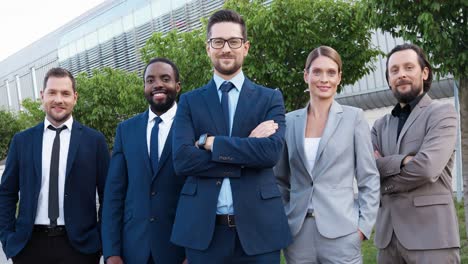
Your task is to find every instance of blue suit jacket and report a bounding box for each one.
[171,78,292,255]
[102,110,185,264]
[0,121,109,259]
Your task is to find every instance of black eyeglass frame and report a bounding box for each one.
[207,38,245,49]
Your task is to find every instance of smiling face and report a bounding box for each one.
[41,76,77,127]
[304,55,341,101]
[387,49,429,104]
[144,61,181,116]
[206,22,250,80]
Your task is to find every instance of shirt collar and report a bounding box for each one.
[391,93,425,117]
[44,116,73,132]
[213,71,245,92]
[148,102,178,124]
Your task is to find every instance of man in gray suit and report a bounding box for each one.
[372,43,460,263]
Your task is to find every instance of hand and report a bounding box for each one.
[204,136,215,151]
[357,229,365,241]
[249,120,278,138]
[374,150,382,159]
[106,256,124,264]
[182,259,188,264]
[402,155,414,165]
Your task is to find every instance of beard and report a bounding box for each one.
[145,89,177,114]
[392,80,423,104]
[212,55,243,76]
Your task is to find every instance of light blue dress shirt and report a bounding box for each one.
[213,71,244,215]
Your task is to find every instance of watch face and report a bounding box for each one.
[199,134,207,145]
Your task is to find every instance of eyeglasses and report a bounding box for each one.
[208,38,244,49]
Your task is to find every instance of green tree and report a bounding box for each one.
[74,67,146,148]
[0,110,20,160]
[141,0,380,111]
[0,99,44,160]
[362,0,468,236]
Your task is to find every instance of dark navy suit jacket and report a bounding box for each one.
[102,110,185,264]
[171,78,292,255]
[0,121,109,259]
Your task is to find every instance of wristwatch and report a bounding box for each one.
[198,133,210,149]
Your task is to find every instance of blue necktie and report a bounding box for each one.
[220,81,235,135]
[48,125,67,227]
[150,117,162,173]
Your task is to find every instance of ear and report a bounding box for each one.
[73,92,78,106]
[176,82,181,93]
[243,41,250,57]
[206,42,210,55]
[422,66,429,81]
[337,71,342,86]
[303,69,309,84]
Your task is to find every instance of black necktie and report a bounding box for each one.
[48,125,67,227]
[150,117,162,173]
[220,81,235,135]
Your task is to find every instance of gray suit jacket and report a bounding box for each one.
[274,101,380,239]
[372,94,460,250]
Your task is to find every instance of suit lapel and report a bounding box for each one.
[231,79,255,137]
[397,94,431,151]
[202,79,227,135]
[315,101,343,162]
[293,107,312,177]
[139,111,153,177]
[33,123,44,192]
[152,126,173,181]
[386,116,399,154]
[66,121,82,179]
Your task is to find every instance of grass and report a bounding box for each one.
[280,200,468,264]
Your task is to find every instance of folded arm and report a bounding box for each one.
[380,107,457,194]
[173,90,286,177]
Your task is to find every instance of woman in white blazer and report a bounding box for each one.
[274,46,380,264]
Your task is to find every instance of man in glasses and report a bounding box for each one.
[170,9,292,264]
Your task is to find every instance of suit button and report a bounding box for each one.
[150,217,155,222]
[64,194,68,198]
[216,180,222,186]
[151,191,156,196]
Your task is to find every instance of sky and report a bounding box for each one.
[0,0,105,62]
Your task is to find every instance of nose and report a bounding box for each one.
[319,73,329,83]
[221,41,231,52]
[53,94,64,103]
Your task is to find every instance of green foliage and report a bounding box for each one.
[0,110,20,160]
[0,99,43,160]
[17,98,44,129]
[141,0,380,111]
[74,67,146,149]
[362,0,467,79]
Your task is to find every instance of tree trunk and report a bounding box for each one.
[459,77,468,238]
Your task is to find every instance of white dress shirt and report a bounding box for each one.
[304,137,320,211]
[146,103,177,158]
[35,117,73,225]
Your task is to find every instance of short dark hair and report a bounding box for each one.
[143,57,180,83]
[386,43,433,92]
[207,9,247,40]
[43,67,76,92]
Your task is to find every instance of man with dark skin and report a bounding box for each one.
[102,58,186,264]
